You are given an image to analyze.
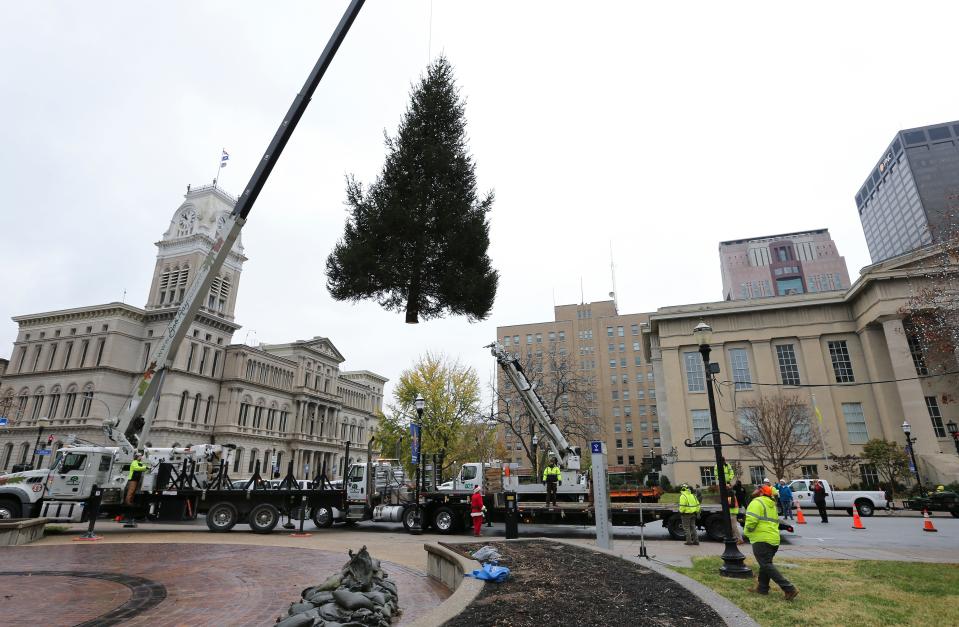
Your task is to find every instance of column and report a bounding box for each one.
[882,318,942,455]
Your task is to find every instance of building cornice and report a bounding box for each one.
[13,302,147,326]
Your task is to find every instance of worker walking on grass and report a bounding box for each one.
[679,483,701,545]
[470,485,486,536]
[124,453,149,505]
[542,457,561,507]
[744,485,798,600]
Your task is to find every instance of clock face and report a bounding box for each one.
[177,208,197,236]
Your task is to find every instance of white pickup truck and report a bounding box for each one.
[788,479,887,517]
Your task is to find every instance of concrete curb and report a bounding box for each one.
[547,538,759,627]
[409,543,484,627]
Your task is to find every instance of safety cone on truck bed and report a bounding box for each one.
[851,509,865,530]
[795,503,807,524]
[922,509,938,533]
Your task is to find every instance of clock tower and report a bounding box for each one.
[145,184,247,320]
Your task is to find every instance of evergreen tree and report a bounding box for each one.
[326,57,498,323]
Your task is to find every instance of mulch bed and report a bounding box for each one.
[442,540,724,627]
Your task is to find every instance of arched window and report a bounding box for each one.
[30,387,45,420]
[204,396,215,424]
[233,448,243,473]
[18,442,30,466]
[248,448,259,474]
[177,391,189,421]
[79,384,94,418]
[0,443,12,471]
[62,385,78,419]
[48,385,62,420]
[191,392,202,422]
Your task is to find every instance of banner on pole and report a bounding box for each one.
[410,423,421,465]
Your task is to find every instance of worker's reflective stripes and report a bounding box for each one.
[745,510,778,523]
[470,512,483,517]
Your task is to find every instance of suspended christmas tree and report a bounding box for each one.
[326,57,498,324]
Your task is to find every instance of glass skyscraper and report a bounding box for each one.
[856,121,959,263]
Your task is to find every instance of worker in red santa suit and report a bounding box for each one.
[471,485,486,536]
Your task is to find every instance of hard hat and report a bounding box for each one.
[762,477,771,484]
[680,483,690,490]
[937,485,945,492]
[760,485,773,497]
[473,485,482,493]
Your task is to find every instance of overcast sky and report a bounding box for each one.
[2,1,957,408]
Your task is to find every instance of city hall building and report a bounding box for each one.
[0,185,386,479]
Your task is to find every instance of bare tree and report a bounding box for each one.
[825,453,861,488]
[489,341,599,472]
[738,394,823,480]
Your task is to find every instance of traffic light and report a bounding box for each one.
[47,434,55,444]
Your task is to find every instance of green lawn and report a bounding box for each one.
[673,557,959,627]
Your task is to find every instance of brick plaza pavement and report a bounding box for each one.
[0,543,449,626]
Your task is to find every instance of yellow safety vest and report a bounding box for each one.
[679,490,701,514]
[128,459,148,480]
[744,496,780,546]
[542,465,561,482]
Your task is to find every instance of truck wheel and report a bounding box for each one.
[666,514,684,541]
[0,499,21,520]
[432,506,456,535]
[248,503,280,533]
[855,500,874,517]
[206,502,238,532]
[311,505,333,529]
[402,506,417,531]
[705,515,726,542]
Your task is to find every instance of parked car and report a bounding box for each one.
[789,479,887,516]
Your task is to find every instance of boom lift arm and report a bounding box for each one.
[104,0,367,450]
[488,343,581,471]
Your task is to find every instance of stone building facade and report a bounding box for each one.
[0,185,386,479]
[647,245,959,488]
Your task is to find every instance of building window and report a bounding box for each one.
[617,456,624,465]
[628,455,635,465]
[842,403,869,444]
[691,409,712,445]
[191,393,202,422]
[906,328,928,376]
[616,439,622,449]
[79,340,89,367]
[776,344,801,385]
[141,343,152,370]
[828,340,855,383]
[859,463,879,488]
[558,331,565,342]
[925,396,946,437]
[199,347,210,374]
[526,334,532,345]
[609,360,616,368]
[614,423,621,433]
[626,438,633,448]
[684,351,705,392]
[79,391,93,418]
[800,465,818,479]
[205,396,215,424]
[729,348,752,390]
[607,327,614,337]
[631,324,639,336]
[233,449,243,473]
[47,344,58,370]
[177,391,189,421]
[749,465,766,485]
[248,449,258,474]
[63,392,76,418]
[535,333,542,343]
[503,336,511,346]
[700,466,717,486]
[617,326,624,337]
[94,338,106,367]
[32,345,42,371]
[548,331,555,342]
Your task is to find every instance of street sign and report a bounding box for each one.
[590,441,603,454]
[0,417,7,427]
[35,449,51,456]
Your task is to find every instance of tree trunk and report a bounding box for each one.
[406,278,421,324]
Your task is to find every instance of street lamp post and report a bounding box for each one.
[692,321,752,579]
[411,394,425,535]
[531,433,539,477]
[32,416,51,469]
[947,421,959,457]
[901,421,925,495]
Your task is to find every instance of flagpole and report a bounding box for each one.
[213,148,224,188]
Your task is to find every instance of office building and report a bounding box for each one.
[719,229,851,301]
[856,120,959,263]
[0,184,386,478]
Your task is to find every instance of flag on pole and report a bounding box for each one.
[220,149,230,168]
[814,404,824,424]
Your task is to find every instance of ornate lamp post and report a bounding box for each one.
[32,416,51,469]
[688,321,752,579]
[947,421,959,457]
[901,421,925,495]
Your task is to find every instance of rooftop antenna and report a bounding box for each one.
[552,287,556,308]
[609,241,618,313]
[580,277,584,305]
[121,289,126,304]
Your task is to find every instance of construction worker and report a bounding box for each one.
[542,457,561,507]
[715,462,735,485]
[470,485,486,536]
[726,483,743,543]
[678,483,701,545]
[124,453,149,505]
[744,485,798,600]
[936,485,945,493]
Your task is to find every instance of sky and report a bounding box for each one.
[2,1,958,408]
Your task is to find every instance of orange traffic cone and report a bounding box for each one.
[922,509,938,533]
[851,509,865,530]
[795,503,807,524]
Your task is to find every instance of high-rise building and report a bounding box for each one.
[495,301,658,469]
[0,184,386,478]
[856,120,959,263]
[719,229,851,301]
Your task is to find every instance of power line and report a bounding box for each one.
[717,368,959,390]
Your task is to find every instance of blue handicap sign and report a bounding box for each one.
[590,441,603,454]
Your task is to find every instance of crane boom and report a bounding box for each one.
[488,342,581,470]
[106,0,367,449]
